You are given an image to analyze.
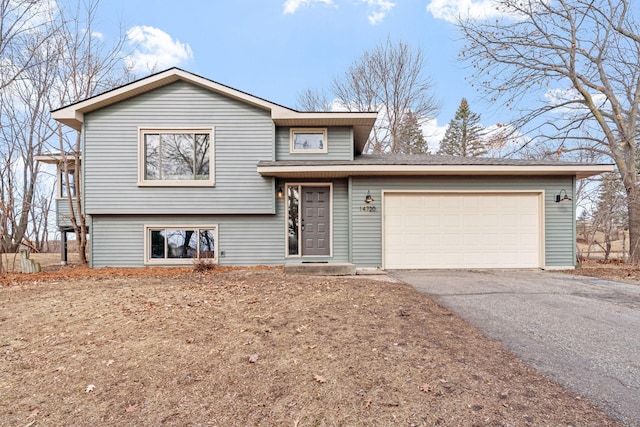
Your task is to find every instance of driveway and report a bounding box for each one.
[390,269,640,426]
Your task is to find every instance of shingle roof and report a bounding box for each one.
[258,153,609,167]
[256,154,614,179]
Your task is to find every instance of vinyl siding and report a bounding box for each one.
[90,179,349,267]
[351,176,575,269]
[275,127,353,161]
[91,212,285,267]
[56,198,77,229]
[83,81,274,214]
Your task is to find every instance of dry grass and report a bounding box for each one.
[0,267,619,426]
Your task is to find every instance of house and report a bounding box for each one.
[44,68,613,272]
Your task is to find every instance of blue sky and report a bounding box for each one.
[90,0,510,146]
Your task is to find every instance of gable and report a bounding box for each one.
[51,68,376,151]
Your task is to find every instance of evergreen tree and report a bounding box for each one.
[438,98,486,157]
[397,111,429,154]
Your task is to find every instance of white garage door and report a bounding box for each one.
[384,193,541,269]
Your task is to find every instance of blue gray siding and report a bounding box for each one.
[351,176,575,268]
[91,213,284,267]
[90,179,350,267]
[275,127,353,161]
[56,198,77,229]
[83,81,275,214]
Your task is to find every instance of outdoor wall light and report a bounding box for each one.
[277,187,284,199]
[364,190,375,203]
[555,189,572,203]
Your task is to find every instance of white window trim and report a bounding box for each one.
[143,225,219,265]
[284,182,333,258]
[289,128,328,154]
[138,127,215,187]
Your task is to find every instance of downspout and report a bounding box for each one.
[572,175,577,267]
[348,176,353,264]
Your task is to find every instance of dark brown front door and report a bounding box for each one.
[301,186,330,256]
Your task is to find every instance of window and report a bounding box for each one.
[60,168,76,198]
[290,128,327,153]
[146,226,218,264]
[287,186,300,256]
[139,128,214,186]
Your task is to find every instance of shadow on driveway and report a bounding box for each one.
[390,269,640,427]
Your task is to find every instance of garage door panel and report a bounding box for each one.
[384,193,541,269]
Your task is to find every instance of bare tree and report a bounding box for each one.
[296,88,333,112]
[0,0,131,267]
[298,38,440,154]
[0,0,56,90]
[0,6,58,259]
[51,0,132,264]
[592,173,628,261]
[457,0,640,262]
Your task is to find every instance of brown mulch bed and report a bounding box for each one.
[0,267,620,426]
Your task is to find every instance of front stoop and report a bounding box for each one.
[285,263,357,276]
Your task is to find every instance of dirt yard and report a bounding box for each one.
[0,261,621,426]
[570,258,640,284]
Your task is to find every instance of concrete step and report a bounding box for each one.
[284,262,356,276]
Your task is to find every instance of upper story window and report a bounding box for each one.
[139,128,214,186]
[290,128,327,154]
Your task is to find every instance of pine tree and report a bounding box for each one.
[438,98,486,157]
[397,111,429,154]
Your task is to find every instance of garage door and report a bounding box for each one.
[384,193,541,269]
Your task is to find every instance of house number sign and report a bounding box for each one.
[360,205,377,212]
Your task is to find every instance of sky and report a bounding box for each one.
[85,0,513,147]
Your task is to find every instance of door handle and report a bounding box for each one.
[301,218,305,231]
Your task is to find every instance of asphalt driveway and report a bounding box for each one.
[390,269,640,426]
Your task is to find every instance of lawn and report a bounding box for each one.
[0,266,619,426]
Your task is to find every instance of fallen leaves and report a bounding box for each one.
[0,269,620,426]
[313,374,326,384]
[420,383,433,393]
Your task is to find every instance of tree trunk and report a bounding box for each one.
[626,185,640,264]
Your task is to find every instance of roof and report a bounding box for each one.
[51,68,377,153]
[34,153,79,165]
[257,154,614,179]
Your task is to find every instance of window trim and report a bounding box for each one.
[143,225,219,265]
[138,127,215,187]
[289,128,328,154]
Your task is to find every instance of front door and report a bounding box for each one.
[301,185,330,256]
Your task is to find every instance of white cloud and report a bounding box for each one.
[544,87,608,115]
[91,31,104,41]
[13,0,58,30]
[362,0,395,25]
[282,0,395,24]
[427,0,519,24]
[421,118,447,152]
[283,0,334,14]
[125,26,193,74]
